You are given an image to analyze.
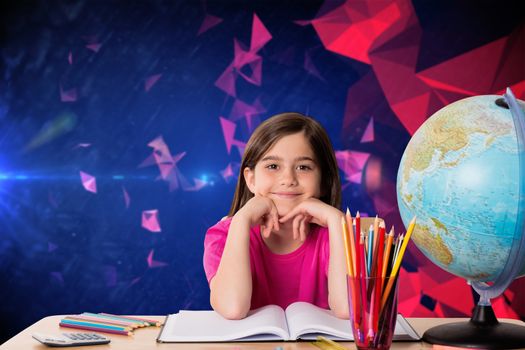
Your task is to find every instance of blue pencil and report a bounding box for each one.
[367,225,374,276]
[60,319,130,331]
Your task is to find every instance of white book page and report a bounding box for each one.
[285,302,353,340]
[158,305,290,342]
[284,302,420,341]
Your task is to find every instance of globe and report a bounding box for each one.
[396,89,525,348]
[397,94,525,283]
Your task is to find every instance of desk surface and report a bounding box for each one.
[1,315,524,349]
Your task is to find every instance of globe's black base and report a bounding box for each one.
[423,305,525,349]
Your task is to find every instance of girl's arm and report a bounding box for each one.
[326,214,350,319]
[209,196,279,320]
[279,199,349,319]
[209,214,253,320]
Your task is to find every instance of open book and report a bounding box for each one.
[157,301,420,342]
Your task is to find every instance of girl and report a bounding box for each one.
[203,112,349,320]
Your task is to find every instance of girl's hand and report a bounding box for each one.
[236,196,280,238]
[279,198,343,241]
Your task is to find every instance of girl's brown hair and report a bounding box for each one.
[228,112,341,216]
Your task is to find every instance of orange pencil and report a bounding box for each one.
[381,217,416,309]
[381,226,395,280]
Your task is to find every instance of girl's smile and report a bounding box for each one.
[270,192,302,198]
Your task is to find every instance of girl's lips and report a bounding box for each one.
[271,192,301,199]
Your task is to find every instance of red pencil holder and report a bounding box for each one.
[347,275,399,350]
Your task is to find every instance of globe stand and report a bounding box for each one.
[423,304,525,349]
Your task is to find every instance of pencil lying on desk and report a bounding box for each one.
[59,319,132,336]
[100,314,162,327]
[82,313,146,327]
[64,315,140,329]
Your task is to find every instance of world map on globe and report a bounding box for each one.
[397,95,525,283]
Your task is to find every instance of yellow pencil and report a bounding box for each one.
[381,217,416,309]
[314,336,348,350]
[345,208,356,277]
[341,216,354,277]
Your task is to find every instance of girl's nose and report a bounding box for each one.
[280,168,298,186]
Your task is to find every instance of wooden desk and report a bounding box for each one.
[1,316,524,349]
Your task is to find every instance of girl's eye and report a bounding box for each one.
[297,165,312,171]
[266,164,278,170]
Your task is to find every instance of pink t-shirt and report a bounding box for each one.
[203,217,330,310]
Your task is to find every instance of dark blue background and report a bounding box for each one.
[1,0,523,343]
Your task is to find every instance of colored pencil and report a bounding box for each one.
[373,222,386,332]
[358,229,368,330]
[372,215,379,275]
[367,225,374,276]
[394,234,404,264]
[80,314,140,327]
[60,319,131,331]
[345,208,356,277]
[59,322,132,336]
[381,226,394,279]
[354,218,361,279]
[381,217,416,309]
[359,231,367,278]
[83,312,147,327]
[64,315,138,329]
[355,211,361,266]
[350,216,363,329]
[315,336,348,350]
[99,313,162,327]
[341,216,354,277]
[342,214,359,329]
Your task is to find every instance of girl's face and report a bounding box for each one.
[244,131,322,217]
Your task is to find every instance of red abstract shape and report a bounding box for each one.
[147,250,168,268]
[60,85,77,102]
[335,149,370,184]
[142,209,161,233]
[360,117,374,143]
[250,13,272,52]
[313,0,524,138]
[215,63,237,97]
[86,43,102,53]
[312,1,402,64]
[122,186,130,209]
[197,14,223,36]
[220,117,246,155]
[79,171,97,193]
[304,50,325,81]
[230,97,266,131]
[215,14,271,96]
[145,74,162,92]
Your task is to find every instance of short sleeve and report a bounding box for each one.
[203,218,231,284]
